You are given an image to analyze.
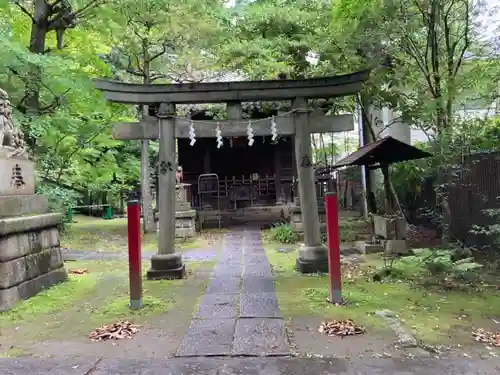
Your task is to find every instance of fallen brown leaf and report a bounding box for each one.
[88,321,142,342]
[318,319,365,337]
[472,328,500,347]
[69,268,88,275]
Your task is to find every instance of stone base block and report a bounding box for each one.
[0,213,66,312]
[289,204,326,234]
[355,241,385,254]
[0,266,67,312]
[175,209,196,239]
[0,157,35,196]
[147,264,185,280]
[384,240,409,255]
[147,253,185,280]
[296,243,329,274]
[296,257,329,274]
[0,247,63,289]
[0,195,49,219]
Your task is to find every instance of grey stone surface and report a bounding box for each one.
[232,318,290,356]
[0,157,35,196]
[1,228,59,262]
[195,293,238,319]
[243,264,272,277]
[205,276,241,294]
[240,292,282,318]
[244,254,269,264]
[0,247,63,289]
[61,248,217,262]
[0,213,62,237]
[242,276,276,294]
[0,194,49,219]
[1,214,66,312]
[213,264,242,277]
[0,357,102,375]
[0,266,67,312]
[376,310,418,348]
[2,357,500,375]
[176,318,236,356]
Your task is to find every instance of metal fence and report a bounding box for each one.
[407,151,500,247]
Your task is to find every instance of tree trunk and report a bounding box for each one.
[141,38,156,233]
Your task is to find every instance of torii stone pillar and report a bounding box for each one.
[147,102,185,279]
[293,97,328,273]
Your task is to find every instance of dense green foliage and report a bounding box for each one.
[0,0,498,216]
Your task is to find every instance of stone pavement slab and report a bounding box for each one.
[3,356,494,375]
[232,318,290,356]
[195,293,239,319]
[61,248,218,262]
[205,276,241,294]
[175,318,236,357]
[242,275,276,293]
[240,292,282,318]
[0,357,101,375]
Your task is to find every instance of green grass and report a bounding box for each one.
[61,214,224,252]
[0,259,214,337]
[265,243,500,346]
[262,212,370,245]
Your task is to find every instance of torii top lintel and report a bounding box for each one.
[94,70,370,105]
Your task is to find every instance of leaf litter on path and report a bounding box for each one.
[88,321,141,342]
[318,319,365,337]
[472,328,500,347]
[69,268,88,275]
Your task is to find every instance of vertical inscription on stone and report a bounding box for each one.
[300,155,312,168]
[11,164,25,188]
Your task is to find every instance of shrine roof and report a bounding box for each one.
[332,136,432,169]
[94,70,370,104]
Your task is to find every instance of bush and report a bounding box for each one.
[269,223,299,244]
[36,183,81,221]
[373,248,483,286]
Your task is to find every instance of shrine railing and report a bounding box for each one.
[183,172,332,209]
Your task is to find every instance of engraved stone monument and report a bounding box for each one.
[0,88,67,312]
[175,183,196,238]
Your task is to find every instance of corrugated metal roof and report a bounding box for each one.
[333,136,432,169]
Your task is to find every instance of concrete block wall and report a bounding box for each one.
[0,213,68,312]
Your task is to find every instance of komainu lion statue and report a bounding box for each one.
[0,88,26,158]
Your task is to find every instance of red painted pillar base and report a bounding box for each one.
[324,192,343,304]
[127,200,143,309]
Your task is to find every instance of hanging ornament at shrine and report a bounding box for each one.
[188,120,196,146]
[215,123,223,148]
[246,120,254,146]
[270,116,278,141]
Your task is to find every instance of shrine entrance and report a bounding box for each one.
[95,71,369,278]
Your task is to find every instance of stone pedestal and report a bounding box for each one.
[372,215,409,255]
[175,183,196,239]
[0,156,67,312]
[290,197,326,234]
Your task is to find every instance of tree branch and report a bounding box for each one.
[14,1,36,23]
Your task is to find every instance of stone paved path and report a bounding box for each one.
[176,229,290,357]
[61,248,218,262]
[1,356,499,374]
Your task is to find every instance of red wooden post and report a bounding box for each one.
[324,192,343,304]
[127,200,143,309]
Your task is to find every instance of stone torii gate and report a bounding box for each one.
[95,71,369,278]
